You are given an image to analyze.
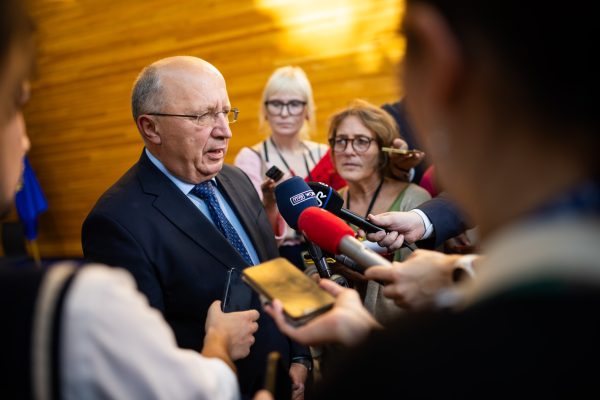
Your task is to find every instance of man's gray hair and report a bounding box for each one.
[131,65,163,121]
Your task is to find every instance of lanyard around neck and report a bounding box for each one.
[346,178,385,218]
[268,137,314,180]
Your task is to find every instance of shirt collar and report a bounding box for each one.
[145,148,217,195]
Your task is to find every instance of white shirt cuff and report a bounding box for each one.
[410,209,434,240]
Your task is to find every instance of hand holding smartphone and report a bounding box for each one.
[266,165,284,182]
[242,258,335,326]
[381,147,423,155]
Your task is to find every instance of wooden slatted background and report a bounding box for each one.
[21,0,405,257]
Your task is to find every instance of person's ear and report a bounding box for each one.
[404,3,463,110]
[137,115,161,145]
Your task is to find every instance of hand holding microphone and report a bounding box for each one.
[307,181,417,252]
[307,181,384,234]
[363,211,426,253]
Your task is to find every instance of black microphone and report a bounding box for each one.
[332,254,362,273]
[304,240,349,287]
[305,240,333,279]
[274,177,319,229]
[308,181,417,251]
[308,181,383,234]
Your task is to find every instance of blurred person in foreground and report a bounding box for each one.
[262,0,600,397]
[0,3,252,399]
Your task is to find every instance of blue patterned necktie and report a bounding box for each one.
[191,181,253,266]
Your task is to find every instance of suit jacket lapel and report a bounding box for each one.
[216,170,270,262]
[136,151,247,269]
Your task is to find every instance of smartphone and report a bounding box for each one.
[221,267,253,313]
[242,258,335,326]
[381,147,422,155]
[264,351,292,400]
[266,165,284,182]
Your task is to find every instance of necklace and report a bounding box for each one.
[346,178,385,218]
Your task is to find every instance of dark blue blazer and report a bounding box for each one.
[82,150,308,395]
[418,195,471,248]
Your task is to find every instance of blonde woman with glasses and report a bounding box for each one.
[235,66,328,269]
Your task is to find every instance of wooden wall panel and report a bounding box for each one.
[23,0,405,257]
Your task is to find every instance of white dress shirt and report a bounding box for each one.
[411,208,434,240]
[61,265,239,400]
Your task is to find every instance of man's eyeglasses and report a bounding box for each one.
[329,136,376,153]
[264,100,306,116]
[147,108,239,125]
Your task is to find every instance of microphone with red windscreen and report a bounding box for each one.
[298,207,392,272]
[274,177,348,285]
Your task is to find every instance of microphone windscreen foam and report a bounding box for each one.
[274,176,319,229]
[307,181,344,214]
[298,207,354,254]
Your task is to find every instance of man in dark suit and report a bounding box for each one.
[82,56,310,398]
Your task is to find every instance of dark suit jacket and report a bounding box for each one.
[418,195,471,248]
[82,150,308,395]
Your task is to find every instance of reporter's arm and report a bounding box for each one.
[204,300,259,363]
[365,250,481,310]
[387,137,426,182]
[365,210,426,252]
[62,265,240,400]
[416,196,471,248]
[289,362,308,400]
[365,250,459,310]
